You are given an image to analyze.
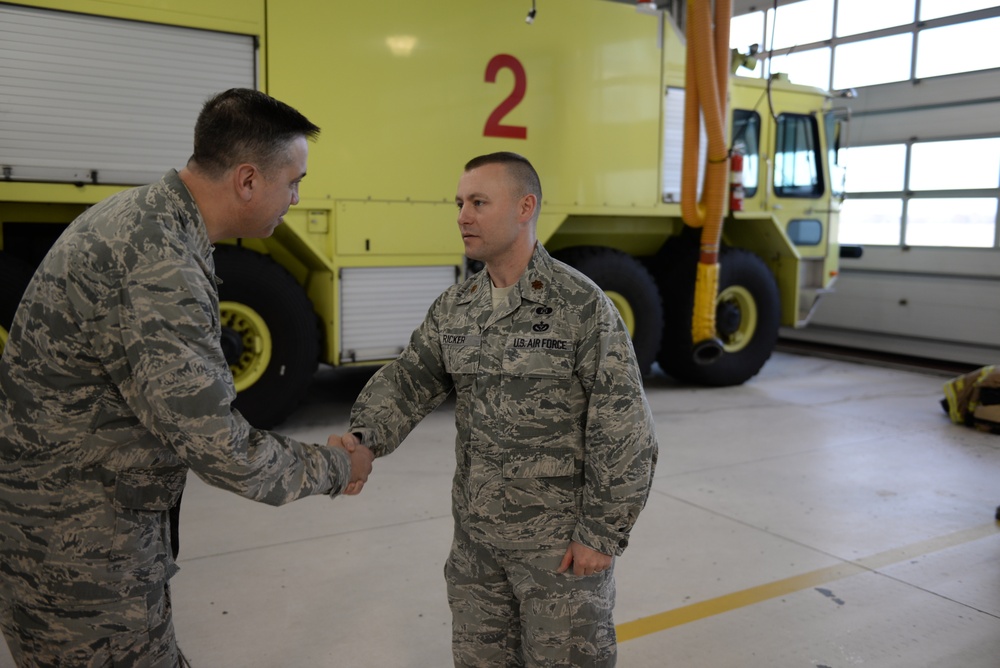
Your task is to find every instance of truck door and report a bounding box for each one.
[773,112,827,248]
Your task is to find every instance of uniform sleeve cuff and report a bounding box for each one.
[573,519,630,557]
[326,445,352,497]
[348,427,385,457]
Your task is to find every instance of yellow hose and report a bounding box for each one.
[681,0,732,350]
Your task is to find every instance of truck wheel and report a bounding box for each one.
[554,246,663,376]
[0,253,36,357]
[213,246,320,429]
[656,245,779,385]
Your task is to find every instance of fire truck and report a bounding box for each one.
[0,0,846,427]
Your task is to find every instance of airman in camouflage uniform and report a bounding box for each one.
[345,153,658,667]
[0,89,373,666]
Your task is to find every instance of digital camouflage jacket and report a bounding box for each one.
[350,243,658,556]
[0,170,350,603]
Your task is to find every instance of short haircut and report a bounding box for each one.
[464,152,542,204]
[190,88,321,179]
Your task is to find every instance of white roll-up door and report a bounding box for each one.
[661,86,706,203]
[0,4,255,185]
[340,266,458,363]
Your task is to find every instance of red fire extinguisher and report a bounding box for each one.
[730,145,745,212]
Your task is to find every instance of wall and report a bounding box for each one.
[783,67,1000,365]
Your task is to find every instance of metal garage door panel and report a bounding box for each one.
[340,266,458,363]
[661,86,706,203]
[0,4,255,185]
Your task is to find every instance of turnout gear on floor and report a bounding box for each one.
[942,365,1000,434]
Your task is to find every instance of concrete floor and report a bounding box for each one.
[3,350,999,666]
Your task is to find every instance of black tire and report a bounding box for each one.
[553,246,664,377]
[655,241,780,385]
[0,252,37,357]
[213,246,320,429]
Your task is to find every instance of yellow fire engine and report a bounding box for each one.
[0,0,846,427]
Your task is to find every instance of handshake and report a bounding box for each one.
[327,432,374,496]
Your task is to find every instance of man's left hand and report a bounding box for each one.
[556,541,612,576]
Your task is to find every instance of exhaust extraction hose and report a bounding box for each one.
[680,0,732,363]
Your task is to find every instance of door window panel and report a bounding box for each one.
[909,138,1000,191]
[920,0,999,21]
[915,17,1000,79]
[839,199,903,245]
[843,144,907,193]
[837,0,915,37]
[905,198,997,247]
[730,11,765,53]
[767,0,833,50]
[833,34,913,89]
[771,48,831,89]
[774,114,823,197]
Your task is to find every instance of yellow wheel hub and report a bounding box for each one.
[220,301,272,392]
[717,285,757,353]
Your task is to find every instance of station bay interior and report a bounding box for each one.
[165,3,1000,663]
[1,1,998,666]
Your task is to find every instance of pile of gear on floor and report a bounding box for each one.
[940,365,1000,521]
[942,364,1000,435]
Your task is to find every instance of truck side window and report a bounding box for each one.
[774,114,824,198]
[732,110,760,197]
[825,111,847,198]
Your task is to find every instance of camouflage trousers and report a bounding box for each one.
[0,583,180,667]
[445,524,617,667]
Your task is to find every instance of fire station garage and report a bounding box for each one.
[1,0,999,666]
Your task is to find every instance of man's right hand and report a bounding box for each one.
[327,433,374,495]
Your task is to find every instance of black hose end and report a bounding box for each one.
[692,338,724,365]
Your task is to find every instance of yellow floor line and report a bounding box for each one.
[617,522,1000,642]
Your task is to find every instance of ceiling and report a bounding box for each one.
[733,0,809,15]
[605,0,812,19]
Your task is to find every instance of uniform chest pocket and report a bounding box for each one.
[502,345,575,379]
[443,343,481,376]
[500,345,577,425]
